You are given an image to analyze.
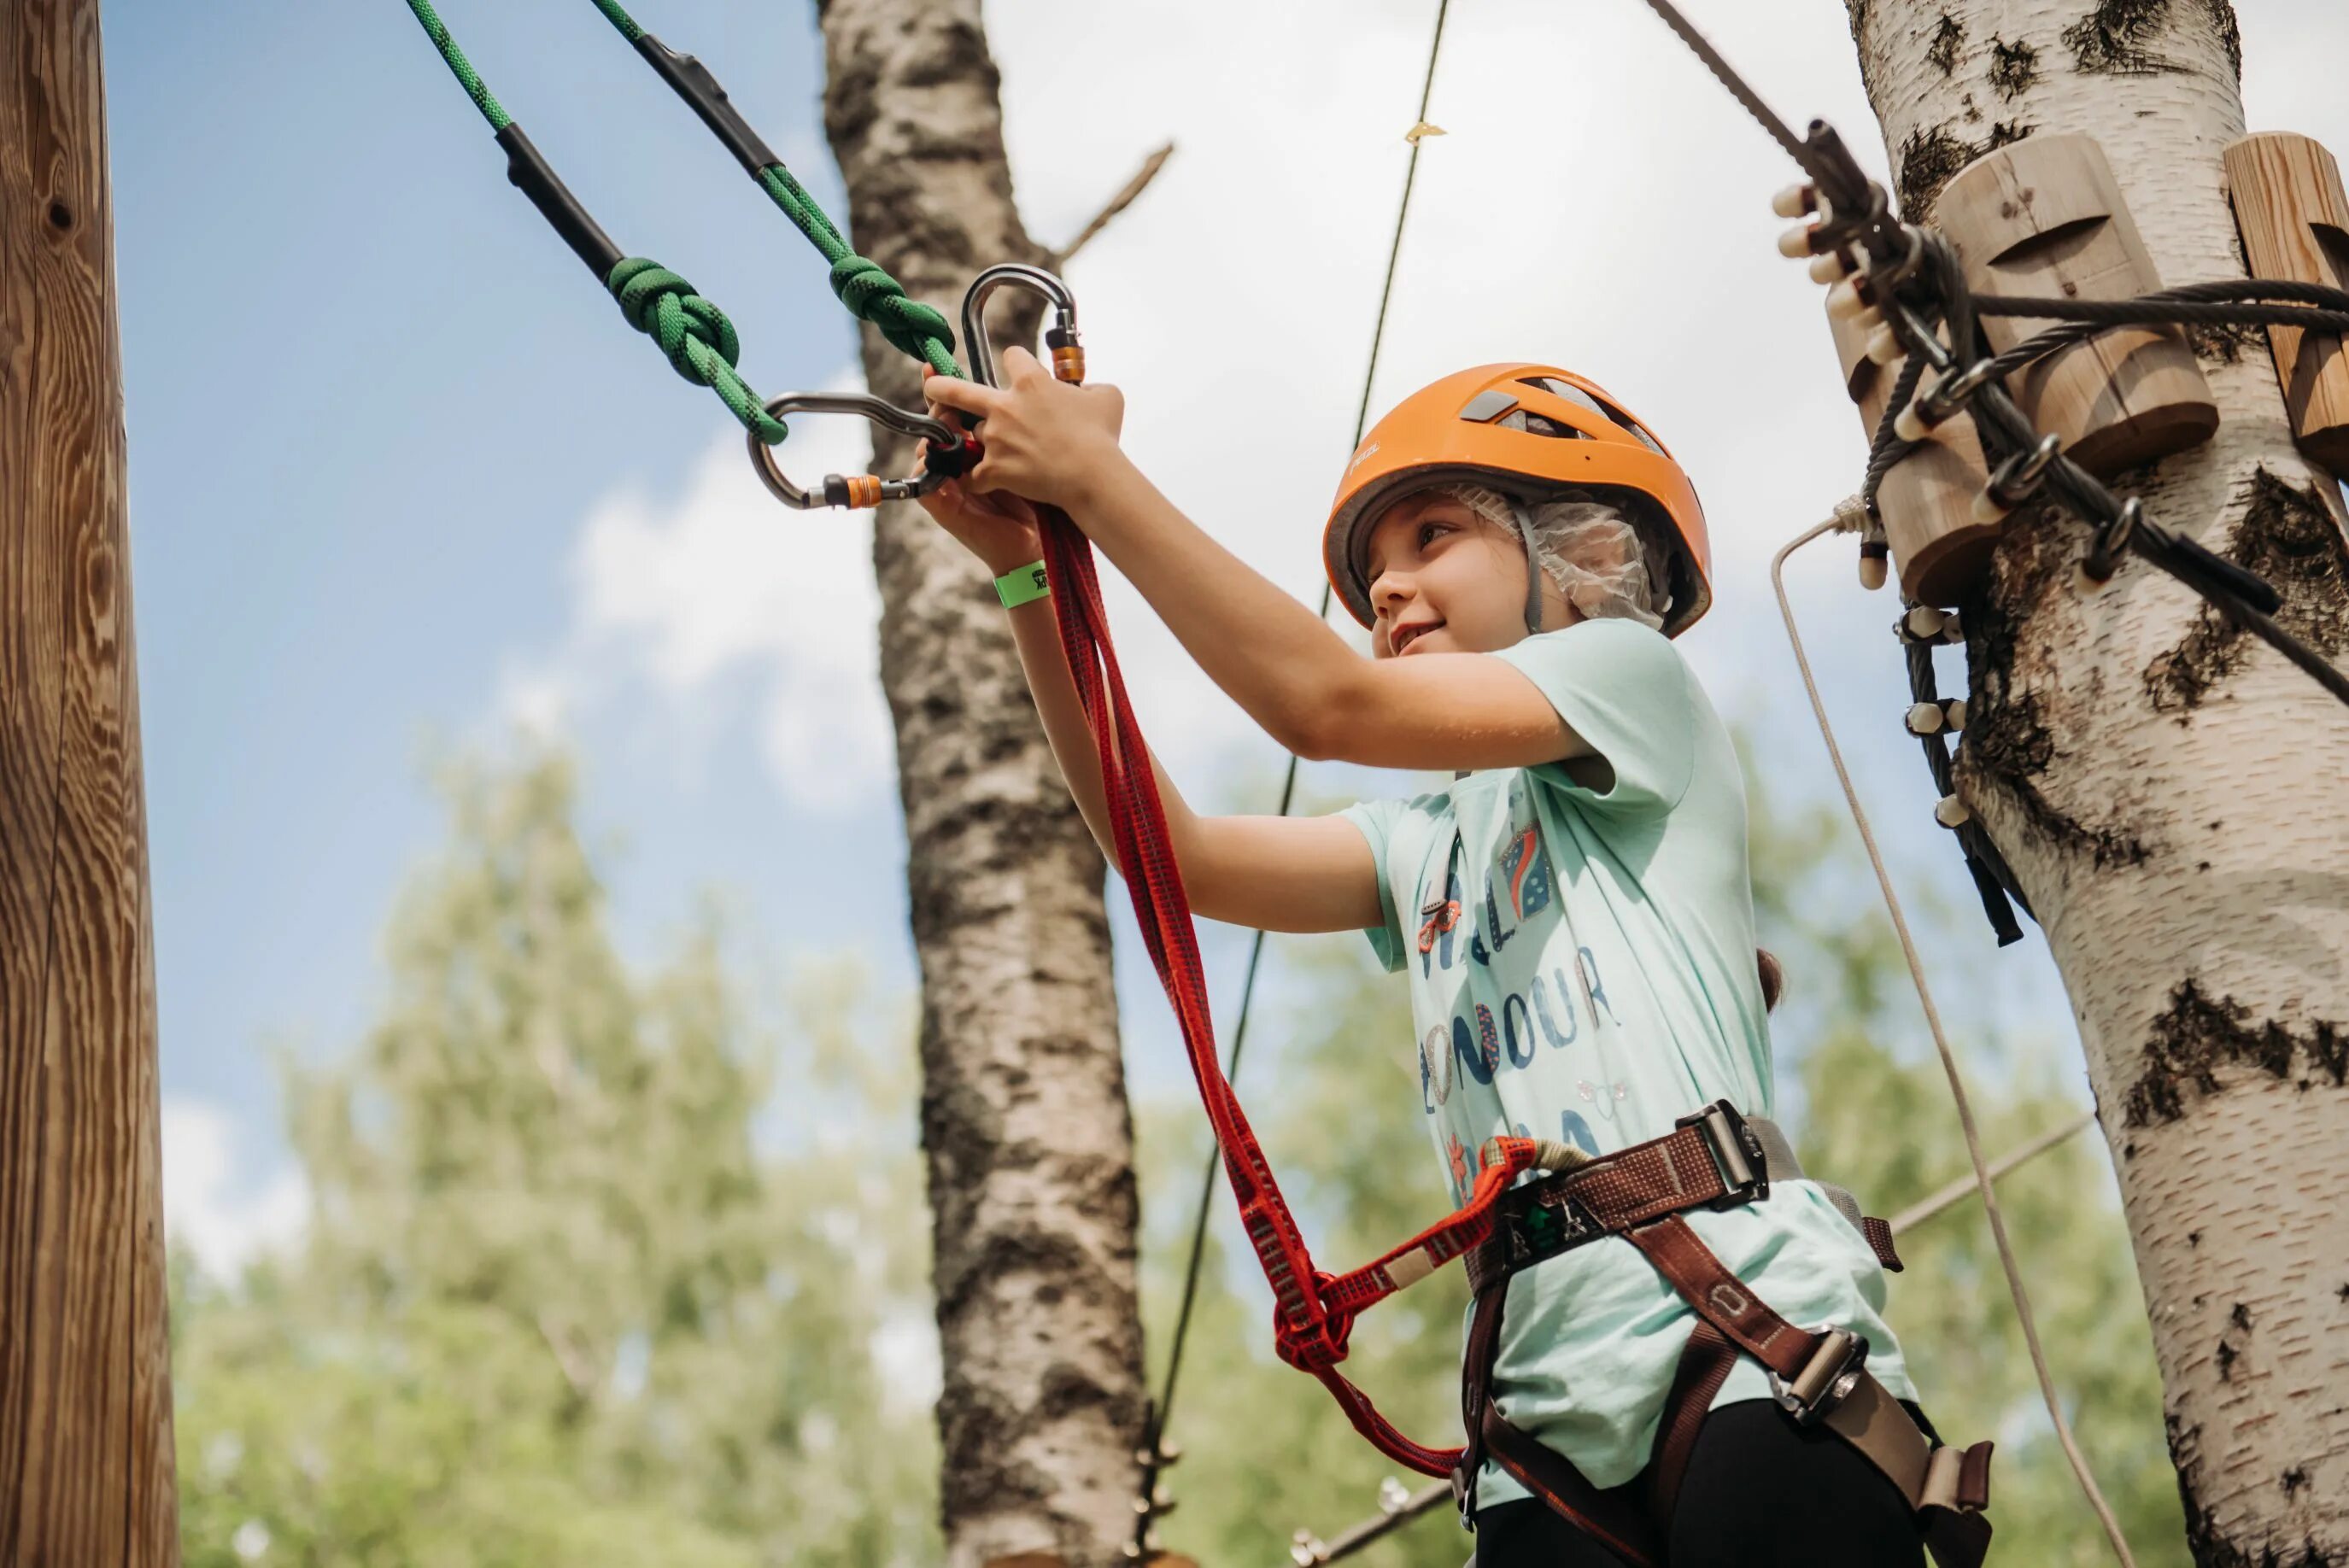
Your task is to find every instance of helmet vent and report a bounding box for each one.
[1459,389,1520,422]
[1520,376,1665,453]
[1496,409,1585,438]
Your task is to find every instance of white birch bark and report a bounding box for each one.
[1847,3,2349,1560]
[815,6,1149,1565]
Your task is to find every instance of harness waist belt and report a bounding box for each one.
[1454,1101,1989,1568]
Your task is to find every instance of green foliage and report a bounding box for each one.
[175,744,2184,1567]
[173,753,940,1568]
[1136,760,2187,1568]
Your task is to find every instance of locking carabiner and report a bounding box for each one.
[960,264,1085,387]
[745,391,977,511]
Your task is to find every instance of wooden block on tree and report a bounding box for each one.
[1937,132,2218,477]
[2223,132,2349,477]
[1830,300,1998,606]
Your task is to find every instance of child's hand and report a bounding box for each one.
[922,347,1127,512]
[916,459,1045,576]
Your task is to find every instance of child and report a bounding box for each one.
[918,354,1981,1568]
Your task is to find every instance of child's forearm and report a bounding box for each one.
[1000,585,1207,880]
[1067,459,1357,757]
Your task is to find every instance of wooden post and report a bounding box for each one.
[1828,300,1997,605]
[1,4,179,1565]
[2223,132,2349,477]
[1936,132,2219,477]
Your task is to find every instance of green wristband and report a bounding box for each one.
[994,560,1051,609]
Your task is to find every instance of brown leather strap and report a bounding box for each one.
[1862,1214,1903,1273]
[1624,1215,1813,1379]
[1467,1106,1765,1296]
[1921,1499,1995,1568]
[1456,1259,1661,1564]
[1454,1278,1508,1508]
[1646,1321,1737,1526]
[1479,1405,1661,1568]
[1460,1113,1995,1561]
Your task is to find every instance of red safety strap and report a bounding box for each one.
[1035,504,1522,1476]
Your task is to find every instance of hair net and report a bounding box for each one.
[1438,483,1674,633]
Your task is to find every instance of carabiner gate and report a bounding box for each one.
[747,391,975,511]
[961,263,1085,387]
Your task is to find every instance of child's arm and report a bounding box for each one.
[918,471,1385,936]
[923,354,1596,775]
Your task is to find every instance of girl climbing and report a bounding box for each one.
[917,352,1989,1568]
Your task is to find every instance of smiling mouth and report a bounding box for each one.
[1393,621,1444,654]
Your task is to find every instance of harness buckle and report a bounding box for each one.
[1769,1328,1870,1426]
[1675,1100,1771,1209]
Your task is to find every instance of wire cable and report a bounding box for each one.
[1772,514,2137,1568]
[1134,2,1454,1551]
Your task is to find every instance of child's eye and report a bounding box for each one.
[1417,521,1451,550]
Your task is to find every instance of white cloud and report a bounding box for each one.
[162,1097,308,1281]
[504,376,896,813]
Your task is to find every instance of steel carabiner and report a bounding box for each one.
[745,391,976,510]
[960,263,1085,387]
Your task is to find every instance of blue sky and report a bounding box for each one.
[108,0,2349,1271]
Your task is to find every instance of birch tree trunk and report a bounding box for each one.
[814,7,1149,1566]
[1847,3,2349,1559]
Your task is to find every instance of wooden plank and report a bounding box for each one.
[0,3,178,1564]
[2223,132,2349,477]
[1830,301,1997,606]
[1937,132,2218,477]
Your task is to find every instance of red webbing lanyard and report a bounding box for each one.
[1035,504,1538,1477]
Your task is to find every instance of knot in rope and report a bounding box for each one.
[607,258,788,444]
[1271,1273,1356,1374]
[828,254,958,372]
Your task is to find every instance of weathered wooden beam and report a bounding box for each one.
[1,3,178,1563]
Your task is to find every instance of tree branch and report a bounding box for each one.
[1051,142,1174,268]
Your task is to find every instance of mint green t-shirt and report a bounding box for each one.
[1339,618,1912,1499]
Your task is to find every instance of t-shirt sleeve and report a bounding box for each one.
[1488,618,1699,817]
[1336,799,1411,974]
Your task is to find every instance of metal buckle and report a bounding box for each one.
[1768,1328,1870,1426]
[1675,1100,1770,1209]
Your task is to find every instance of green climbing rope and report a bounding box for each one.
[401,0,798,444]
[404,0,512,131]
[579,0,960,377]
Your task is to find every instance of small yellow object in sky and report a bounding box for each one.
[1403,120,1448,145]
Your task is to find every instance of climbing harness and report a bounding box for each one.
[1287,1112,2095,1568]
[1451,1107,1992,1568]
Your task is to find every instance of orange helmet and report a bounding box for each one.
[1324,363,1713,639]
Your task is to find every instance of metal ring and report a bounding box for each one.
[1987,433,2063,505]
[1871,222,1926,290]
[1920,356,2000,422]
[2084,496,2143,580]
[745,391,962,510]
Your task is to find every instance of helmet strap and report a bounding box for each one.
[1510,501,1546,635]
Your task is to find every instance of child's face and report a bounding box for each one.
[1362,491,1572,658]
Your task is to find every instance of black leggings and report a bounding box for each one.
[1471,1399,1926,1568]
